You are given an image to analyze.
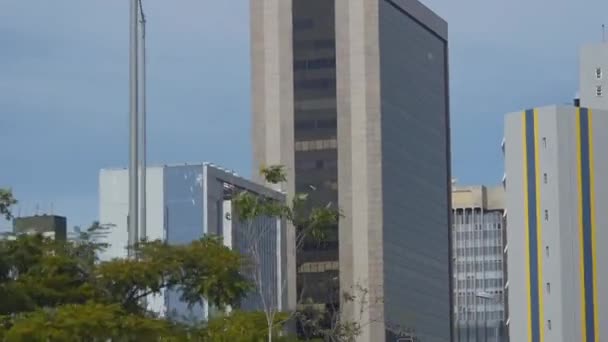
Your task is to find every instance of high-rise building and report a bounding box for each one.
[251,1,452,340]
[579,43,608,110]
[452,185,507,342]
[13,214,67,240]
[504,105,608,342]
[99,163,288,320]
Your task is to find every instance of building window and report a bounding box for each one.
[545,210,549,221]
[597,85,603,97]
[294,78,336,90]
[294,58,336,71]
[597,67,603,80]
[293,18,314,31]
[543,173,548,184]
[295,138,338,151]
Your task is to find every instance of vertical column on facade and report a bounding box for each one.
[452,208,458,341]
[481,207,488,341]
[474,208,478,341]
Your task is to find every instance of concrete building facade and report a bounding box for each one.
[452,185,507,341]
[251,1,452,340]
[99,163,288,320]
[504,105,608,342]
[579,43,608,111]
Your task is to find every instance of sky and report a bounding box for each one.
[0,0,606,230]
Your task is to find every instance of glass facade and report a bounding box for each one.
[292,0,339,306]
[162,166,284,321]
[229,197,281,312]
[379,1,451,341]
[452,208,507,342]
[164,165,206,320]
[288,1,451,340]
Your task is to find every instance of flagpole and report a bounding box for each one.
[139,1,147,242]
[128,0,139,255]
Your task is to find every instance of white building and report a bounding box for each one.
[99,163,288,320]
[504,105,608,342]
[579,42,608,111]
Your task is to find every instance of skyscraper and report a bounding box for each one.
[251,1,452,340]
[99,163,287,321]
[504,105,608,342]
[452,185,507,341]
[579,43,608,111]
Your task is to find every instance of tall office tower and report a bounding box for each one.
[99,163,287,320]
[504,105,608,342]
[452,185,507,342]
[251,1,451,340]
[579,43,608,110]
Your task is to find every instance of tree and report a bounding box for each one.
[0,225,253,340]
[200,310,298,342]
[0,190,302,341]
[2,303,185,342]
[295,283,385,342]
[232,165,340,342]
[96,237,250,315]
[0,189,17,220]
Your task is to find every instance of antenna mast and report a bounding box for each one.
[128,0,139,255]
[139,0,148,242]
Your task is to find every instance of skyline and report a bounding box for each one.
[1,0,607,230]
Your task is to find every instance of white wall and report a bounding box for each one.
[99,169,129,261]
[99,167,165,261]
[580,43,608,111]
[142,167,166,315]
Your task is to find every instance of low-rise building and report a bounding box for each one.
[99,163,288,320]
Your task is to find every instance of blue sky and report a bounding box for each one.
[0,0,606,230]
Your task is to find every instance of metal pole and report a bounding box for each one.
[139,1,147,241]
[128,0,139,254]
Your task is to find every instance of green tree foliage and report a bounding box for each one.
[0,189,16,220]
[233,166,340,253]
[2,303,185,342]
[97,237,250,314]
[200,311,295,342]
[0,234,102,315]
[0,224,258,341]
[259,165,288,184]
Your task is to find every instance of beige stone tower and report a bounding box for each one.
[251,1,451,340]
